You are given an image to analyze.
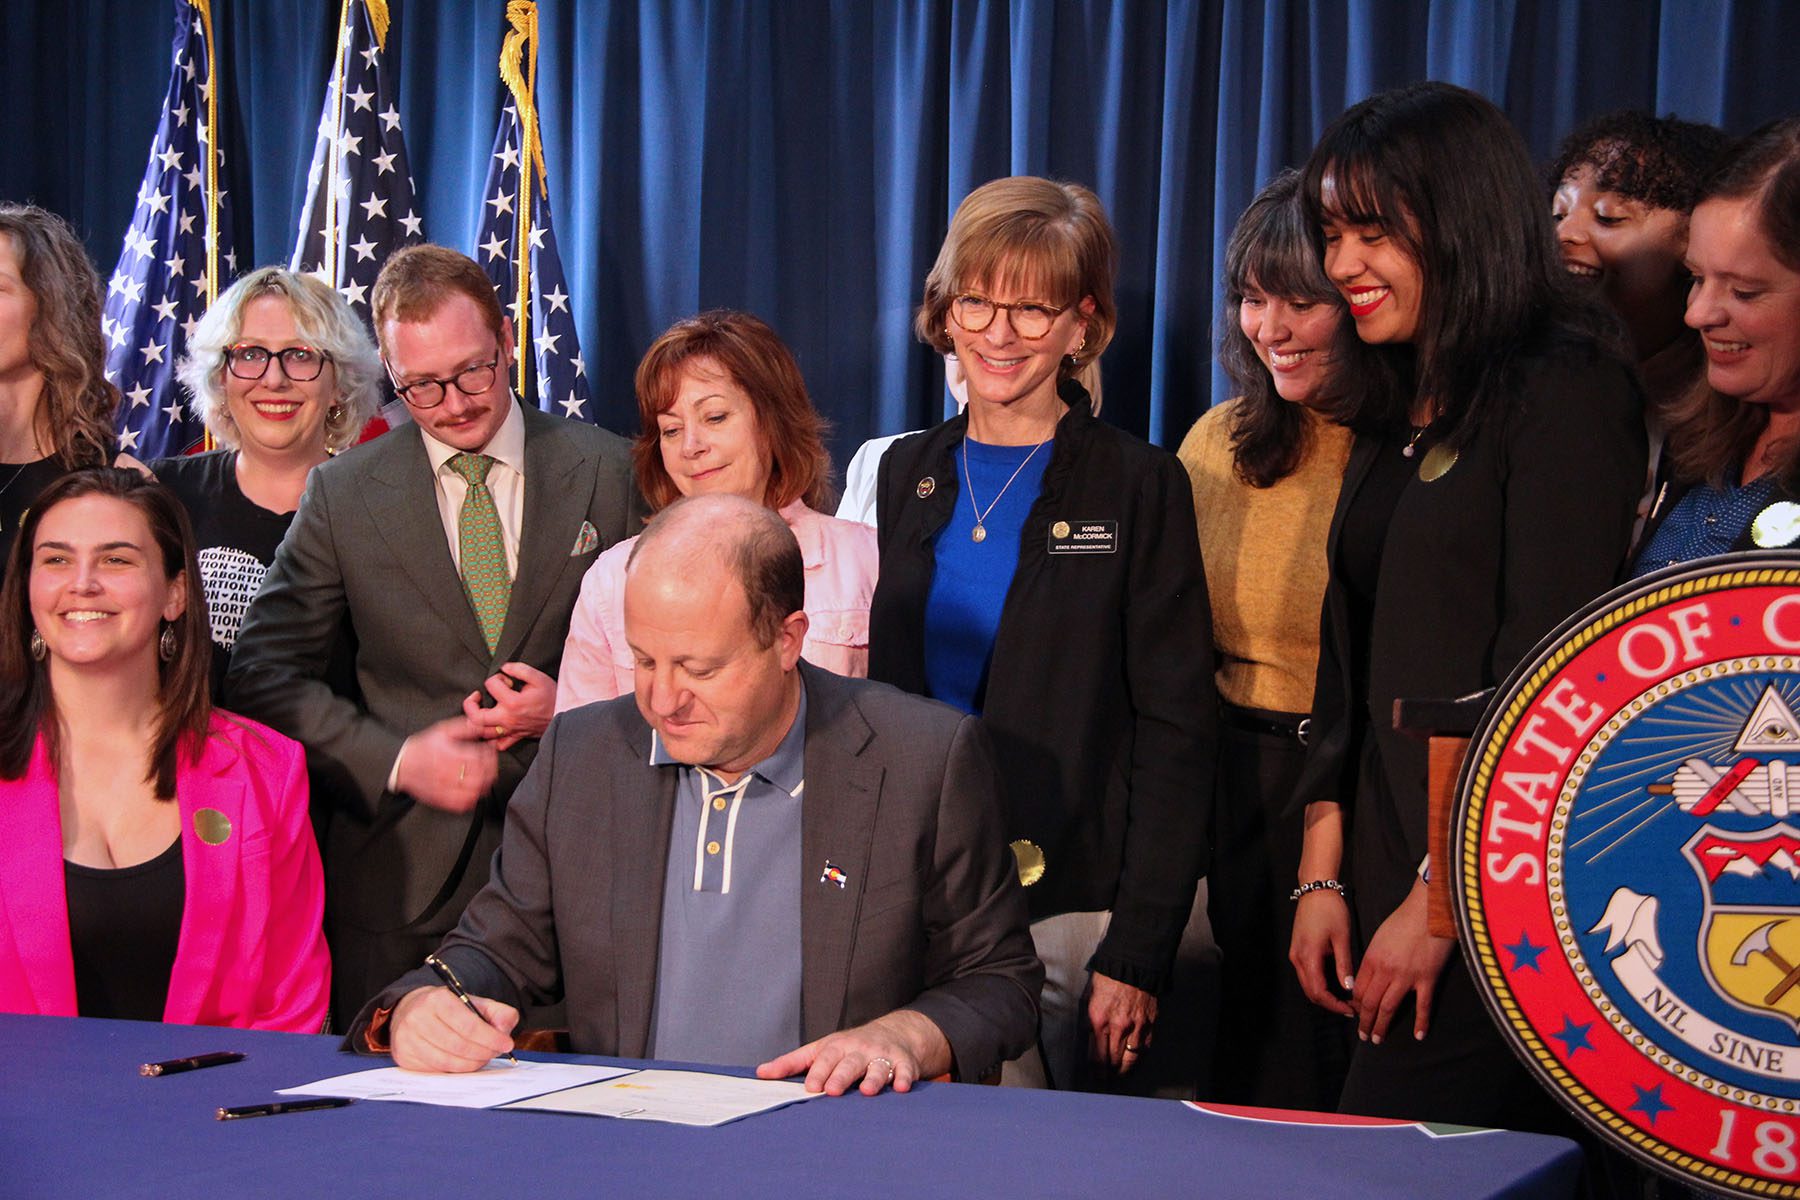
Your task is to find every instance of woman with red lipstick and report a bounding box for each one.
[0,467,329,1031]
[0,206,120,578]
[869,176,1217,1095]
[1288,82,1644,1128]
[556,309,876,709]
[1633,119,1800,572]
[1178,170,1360,1110]
[156,268,381,698]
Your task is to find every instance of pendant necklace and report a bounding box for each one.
[1402,424,1427,458]
[963,434,1050,544]
[0,461,30,532]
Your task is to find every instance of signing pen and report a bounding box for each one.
[141,1051,245,1077]
[217,1098,354,1120]
[426,953,519,1065]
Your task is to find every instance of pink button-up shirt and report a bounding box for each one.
[556,500,879,711]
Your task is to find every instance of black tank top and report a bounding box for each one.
[65,837,185,1021]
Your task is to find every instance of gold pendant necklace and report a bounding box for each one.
[963,435,1050,544]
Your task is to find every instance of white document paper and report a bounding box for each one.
[500,1068,823,1126]
[279,1059,632,1108]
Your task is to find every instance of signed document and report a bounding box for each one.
[501,1069,824,1126]
[279,1060,632,1108]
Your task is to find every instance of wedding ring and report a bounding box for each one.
[458,763,466,784]
[494,725,506,737]
[1123,1044,1139,1053]
[868,1056,895,1078]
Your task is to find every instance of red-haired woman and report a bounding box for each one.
[556,310,877,709]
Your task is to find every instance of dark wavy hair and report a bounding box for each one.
[1300,82,1624,441]
[1219,171,1360,486]
[632,310,833,514]
[0,468,212,798]
[0,206,118,468]
[1549,110,1731,213]
[1663,118,1800,490]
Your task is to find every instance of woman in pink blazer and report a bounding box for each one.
[557,310,877,710]
[0,468,328,1032]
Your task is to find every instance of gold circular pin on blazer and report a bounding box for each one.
[916,476,936,499]
[1052,520,1071,539]
[1752,501,1800,548]
[194,808,232,846]
[1418,443,1458,483]
[1009,839,1046,887]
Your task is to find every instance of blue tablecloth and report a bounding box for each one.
[0,1014,1581,1198]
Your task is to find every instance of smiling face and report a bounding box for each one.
[382,293,515,452]
[1685,194,1800,411]
[1237,275,1343,408]
[945,263,1091,416]
[1318,176,1425,346]
[1553,163,1690,356]
[624,549,804,781]
[222,294,338,466]
[29,494,185,678]
[654,358,773,505]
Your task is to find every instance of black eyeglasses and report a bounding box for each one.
[225,344,330,383]
[387,357,501,409]
[950,294,1071,340]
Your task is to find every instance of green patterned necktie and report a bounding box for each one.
[448,452,511,652]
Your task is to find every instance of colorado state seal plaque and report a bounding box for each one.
[1457,556,1800,1195]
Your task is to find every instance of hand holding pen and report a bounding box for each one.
[385,953,522,1073]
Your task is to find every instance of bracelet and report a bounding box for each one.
[1290,879,1349,902]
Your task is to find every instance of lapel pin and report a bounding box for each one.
[819,861,848,889]
[571,519,600,556]
[916,477,935,499]
[194,808,232,846]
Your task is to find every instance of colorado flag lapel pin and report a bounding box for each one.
[819,861,848,889]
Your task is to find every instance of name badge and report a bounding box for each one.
[1048,519,1117,555]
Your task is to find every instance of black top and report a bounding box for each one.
[150,450,297,699]
[869,379,1219,994]
[0,457,72,579]
[1294,344,1645,932]
[65,836,185,1022]
[1336,432,1416,715]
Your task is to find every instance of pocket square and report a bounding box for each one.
[571,520,600,556]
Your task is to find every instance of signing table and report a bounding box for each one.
[0,1015,1580,1199]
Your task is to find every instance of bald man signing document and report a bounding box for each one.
[350,494,1040,1093]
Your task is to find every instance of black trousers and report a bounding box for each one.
[1206,713,1351,1111]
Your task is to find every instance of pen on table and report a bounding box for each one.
[217,1098,354,1120]
[141,1051,245,1077]
[426,952,519,1065]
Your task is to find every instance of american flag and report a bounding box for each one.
[102,0,238,459]
[474,3,593,422]
[291,0,424,324]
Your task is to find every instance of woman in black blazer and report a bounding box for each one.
[869,176,1217,1094]
[1286,82,1645,1127]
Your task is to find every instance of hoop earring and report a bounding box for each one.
[29,629,46,661]
[159,624,178,663]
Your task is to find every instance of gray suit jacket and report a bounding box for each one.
[225,406,636,936]
[352,664,1043,1080]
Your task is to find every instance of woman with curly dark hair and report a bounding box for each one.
[0,206,119,573]
[1177,170,1360,1110]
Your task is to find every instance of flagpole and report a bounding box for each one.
[499,1,542,399]
[322,0,352,282]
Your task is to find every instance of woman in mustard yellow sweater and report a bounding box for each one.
[1178,171,1360,1109]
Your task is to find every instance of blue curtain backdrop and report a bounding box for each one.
[3,0,1796,463]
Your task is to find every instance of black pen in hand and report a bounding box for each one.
[425,953,519,1065]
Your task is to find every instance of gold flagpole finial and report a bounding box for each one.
[498,1,543,399]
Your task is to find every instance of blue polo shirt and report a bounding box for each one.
[646,687,806,1066]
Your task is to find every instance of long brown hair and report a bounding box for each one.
[631,310,833,514]
[0,469,212,798]
[0,206,118,468]
[1218,171,1359,487]
[1663,118,1800,490]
